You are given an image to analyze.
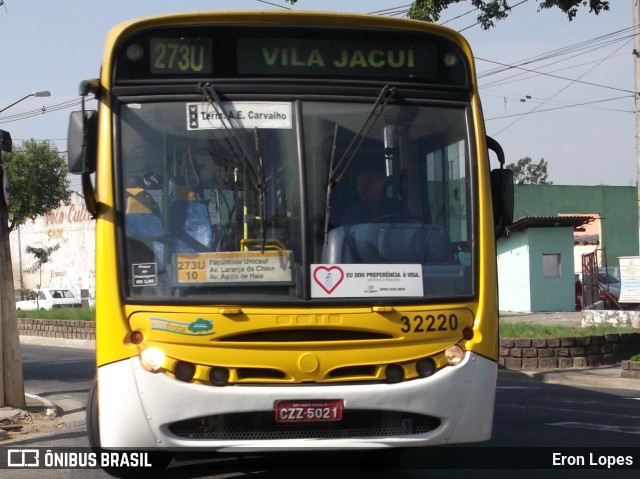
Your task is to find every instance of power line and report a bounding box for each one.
[254,0,291,9]
[481,51,629,89]
[476,56,636,95]
[478,26,638,79]
[441,7,478,25]
[368,4,412,15]
[0,97,95,124]
[485,95,634,121]
[459,0,530,32]
[490,38,632,135]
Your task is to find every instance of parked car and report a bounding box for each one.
[598,271,621,301]
[16,288,82,311]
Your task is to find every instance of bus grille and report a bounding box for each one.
[167,410,440,440]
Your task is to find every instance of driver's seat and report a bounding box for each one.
[322,223,457,265]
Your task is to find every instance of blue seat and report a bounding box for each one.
[322,223,456,265]
[172,200,213,253]
[126,213,165,269]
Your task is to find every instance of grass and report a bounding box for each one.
[16,307,95,321]
[630,354,640,361]
[500,321,638,338]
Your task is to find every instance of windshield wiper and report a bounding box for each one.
[198,83,261,182]
[199,83,266,250]
[253,128,267,252]
[323,84,396,244]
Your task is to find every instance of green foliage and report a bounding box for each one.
[500,321,637,338]
[284,1,610,29]
[24,244,60,274]
[506,157,552,184]
[3,139,71,232]
[403,1,609,28]
[630,353,640,362]
[25,244,61,288]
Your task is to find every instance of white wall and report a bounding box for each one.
[9,192,95,301]
[497,231,531,312]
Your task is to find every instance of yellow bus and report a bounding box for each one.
[68,11,513,454]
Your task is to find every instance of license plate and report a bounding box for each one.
[274,400,343,423]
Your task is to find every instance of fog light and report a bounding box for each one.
[385,364,404,384]
[209,367,230,386]
[140,348,165,371]
[174,361,196,382]
[445,345,465,366]
[416,358,436,378]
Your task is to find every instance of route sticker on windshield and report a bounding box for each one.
[186,101,292,130]
[175,251,293,284]
[311,264,423,298]
[132,262,158,287]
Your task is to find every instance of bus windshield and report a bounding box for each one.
[120,97,473,303]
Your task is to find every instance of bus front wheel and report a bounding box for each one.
[86,379,100,449]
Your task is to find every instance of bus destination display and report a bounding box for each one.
[237,38,437,79]
[150,37,213,74]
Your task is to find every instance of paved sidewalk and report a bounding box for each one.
[499,365,640,391]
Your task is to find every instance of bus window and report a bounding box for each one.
[119,101,302,300]
[305,101,472,298]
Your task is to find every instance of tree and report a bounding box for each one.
[507,156,552,184]
[25,244,61,291]
[285,1,610,29]
[0,138,70,408]
[5,139,71,232]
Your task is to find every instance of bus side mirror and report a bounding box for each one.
[68,110,97,174]
[491,168,514,238]
[487,136,513,238]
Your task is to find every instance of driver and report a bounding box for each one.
[341,167,404,224]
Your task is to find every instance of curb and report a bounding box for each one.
[25,392,59,417]
[498,366,640,390]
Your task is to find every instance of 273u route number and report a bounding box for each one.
[400,314,459,333]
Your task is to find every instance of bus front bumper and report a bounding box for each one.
[96,352,496,451]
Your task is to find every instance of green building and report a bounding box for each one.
[513,184,638,269]
[496,185,637,312]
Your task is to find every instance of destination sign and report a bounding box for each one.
[116,28,468,86]
[237,39,437,79]
[149,38,213,74]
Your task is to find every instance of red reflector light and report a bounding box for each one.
[462,327,474,340]
[130,331,144,344]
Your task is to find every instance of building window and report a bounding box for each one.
[543,253,561,278]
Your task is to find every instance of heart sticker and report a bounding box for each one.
[313,266,345,294]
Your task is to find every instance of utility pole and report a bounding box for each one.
[635,0,640,253]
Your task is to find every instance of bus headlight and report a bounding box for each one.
[444,345,465,366]
[140,347,166,371]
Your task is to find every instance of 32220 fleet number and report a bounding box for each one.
[400,314,459,333]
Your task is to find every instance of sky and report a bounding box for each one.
[0,0,636,187]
